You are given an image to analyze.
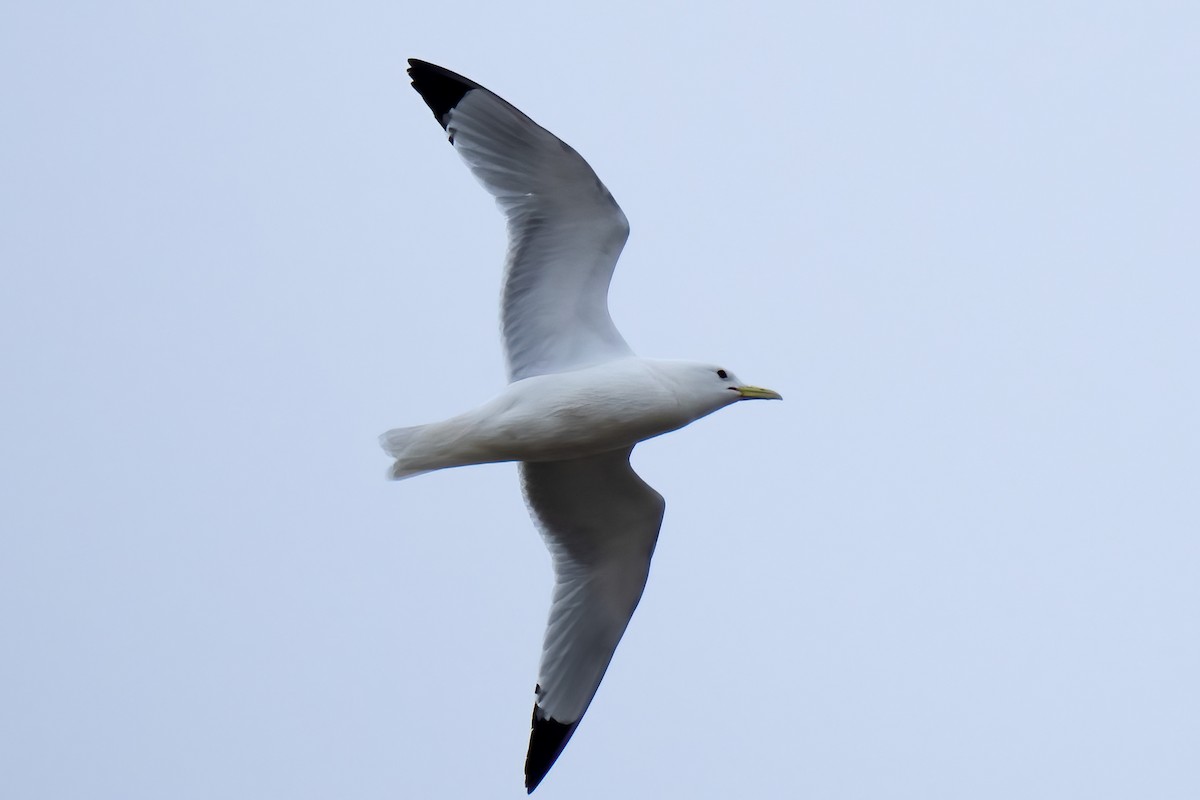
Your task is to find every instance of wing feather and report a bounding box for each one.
[407,60,634,382]
[519,448,665,791]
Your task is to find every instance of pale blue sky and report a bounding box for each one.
[2,1,1197,798]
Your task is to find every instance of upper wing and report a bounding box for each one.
[407,60,634,382]
[519,448,665,792]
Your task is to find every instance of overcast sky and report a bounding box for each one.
[2,1,1197,798]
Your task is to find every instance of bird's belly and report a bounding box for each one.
[482,385,686,463]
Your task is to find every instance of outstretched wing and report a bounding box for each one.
[518,448,665,792]
[407,59,634,382]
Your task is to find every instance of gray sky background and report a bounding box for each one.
[2,1,1197,798]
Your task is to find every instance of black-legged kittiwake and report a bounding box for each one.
[381,59,781,793]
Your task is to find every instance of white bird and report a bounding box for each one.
[383,59,781,793]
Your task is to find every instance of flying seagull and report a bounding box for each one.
[383,59,781,793]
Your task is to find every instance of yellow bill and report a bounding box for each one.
[736,385,783,400]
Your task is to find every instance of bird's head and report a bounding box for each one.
[660,361,782,418]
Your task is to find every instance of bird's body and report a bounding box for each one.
[383,59,780,792]
[382,358,748,477]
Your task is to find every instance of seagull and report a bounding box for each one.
[383,59,781,793]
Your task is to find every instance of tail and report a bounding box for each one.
[378,425,434,481]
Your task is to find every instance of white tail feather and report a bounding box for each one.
[379,425,422,457]
[379,413,496,481]
[387,462,433,481]
[379,425,434,481]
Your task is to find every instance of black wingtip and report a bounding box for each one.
[524,703,580,793]
[406,58,483,131]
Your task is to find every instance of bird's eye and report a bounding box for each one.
[716,369,728,380]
